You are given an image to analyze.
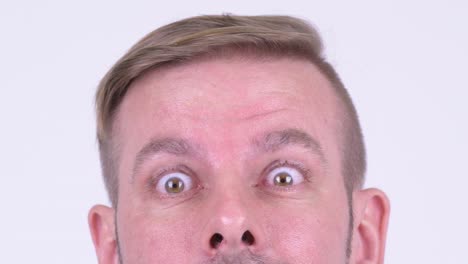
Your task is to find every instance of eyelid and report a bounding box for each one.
[154,164,193,179]
[266,160,310,178]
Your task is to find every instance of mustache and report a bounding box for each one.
[200,250,285,264]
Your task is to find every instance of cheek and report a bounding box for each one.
[117,210,200,263]
[265,203,349,263]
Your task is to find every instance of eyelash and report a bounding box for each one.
[267,160,310,178]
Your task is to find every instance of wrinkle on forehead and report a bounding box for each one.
[156,104,292,123]
[239,107,289,121]
[147,88,303,123]
[116,56,342,174]
[123,57,331,120]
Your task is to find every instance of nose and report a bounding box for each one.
[209,230,255,249]
[201,190,265,255]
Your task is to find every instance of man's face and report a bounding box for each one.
[110,57,352,263]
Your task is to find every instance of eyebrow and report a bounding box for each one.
[132,137,196,179]
[255,128,326,162]
[132,128,325,179]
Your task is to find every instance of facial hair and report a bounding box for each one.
[200,250,284,264]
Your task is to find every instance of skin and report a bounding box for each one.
[89,57,390,264]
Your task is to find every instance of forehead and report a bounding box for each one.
[114,56,343,170]
[121,57,340,122]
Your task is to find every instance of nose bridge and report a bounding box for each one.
[210,160,249,217]
[211,179,250,232]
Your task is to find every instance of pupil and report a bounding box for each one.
[275,172,292,186]
[165,177,184,193]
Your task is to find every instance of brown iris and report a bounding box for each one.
[164,177,185,193]
[274,172,293,186]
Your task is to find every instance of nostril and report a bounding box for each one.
[241,230,255,246]
[210,233,224,249]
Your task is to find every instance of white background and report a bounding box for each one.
[0,0,467,263]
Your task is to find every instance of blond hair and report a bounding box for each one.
[96,14,365,206]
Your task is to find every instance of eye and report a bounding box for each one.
[155,172,194,194]
[265,166,305,187]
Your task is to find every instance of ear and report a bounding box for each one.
[88,205,119,264]
[350,188,390,264]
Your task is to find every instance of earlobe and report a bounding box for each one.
[88,205,118,264]
[351,188,391,264]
